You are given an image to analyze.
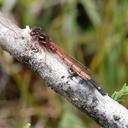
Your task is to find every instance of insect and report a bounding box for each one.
[30,28,105,95]
[0,14,105,94]
[30,27,91,80]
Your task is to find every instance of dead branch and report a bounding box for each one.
[0,12,128,128]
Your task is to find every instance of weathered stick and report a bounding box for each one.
[0,12,128,128]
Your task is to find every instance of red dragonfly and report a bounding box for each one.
[30,27,105,95]
[0,14,104,95]
[30,28,91,79]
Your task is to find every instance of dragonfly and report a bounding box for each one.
[30,27,105,95]
[0,14,104,95]
[30,28,91,79]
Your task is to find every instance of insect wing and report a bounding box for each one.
[49,42,92,78]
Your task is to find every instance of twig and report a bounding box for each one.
[0,12,128,128]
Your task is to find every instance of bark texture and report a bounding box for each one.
[0,12,128,128]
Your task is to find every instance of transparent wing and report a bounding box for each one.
[49,42,92,78]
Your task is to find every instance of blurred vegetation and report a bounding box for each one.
[0,0,127,128]
[112,83,128,101]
